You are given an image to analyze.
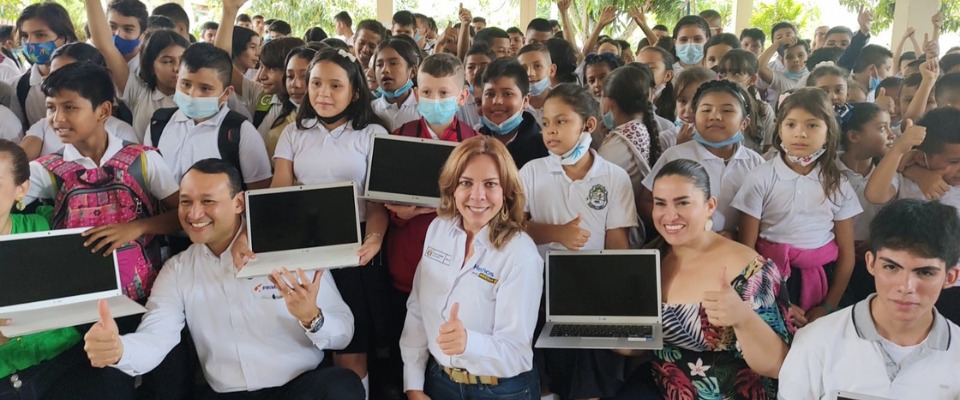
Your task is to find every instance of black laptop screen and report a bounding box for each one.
[367,137,455,198]
[0,232,117,307]
[548,254,659,317]
[247,185,359,253]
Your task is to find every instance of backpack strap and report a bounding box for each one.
[149,107,179,150]
[105,143,159,217]
[218,110,247,189]
[115,101,134,125]
[252,94,273,128]
[16,73,30,130]
[37,152,83,227]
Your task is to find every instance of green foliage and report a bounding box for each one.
[241,0,377,37]
[0,0,88,40]
[749,0,821,37]
[838,0,958,33]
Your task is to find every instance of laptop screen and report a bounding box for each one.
[247,185,359,253]
[0,231,118,308]
[367,136,454,198]
[549,253,659,317]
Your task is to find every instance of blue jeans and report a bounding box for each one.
[424,359,538,400]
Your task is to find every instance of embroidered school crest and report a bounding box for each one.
[587,184,608,210]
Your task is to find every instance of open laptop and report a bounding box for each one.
[0,228,147,337]
[834,392,893,400]
[536,249,663,350]
[238,181,362,278]
[362,134,457,208]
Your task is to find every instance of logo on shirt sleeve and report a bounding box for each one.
[425,246,453,266]
[587,184,608,210]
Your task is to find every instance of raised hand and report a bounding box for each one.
[268,267,323,326]
[702,266,751,328]
[84,299,123,367]
[437,302,467,355]
[597,6,618,28]
[893,119,926,155]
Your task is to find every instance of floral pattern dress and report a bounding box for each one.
[653,256,794,400]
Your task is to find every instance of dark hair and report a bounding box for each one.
[138,29,189,91]
[231,26,258,62]
[51,42,106,67]
[544,83,599,127]
[420,52,464,83]
[545,37,578,84]
[700,9,721,20]
[147,15,175,31]
[526,18,552,34]
[472,16,486,24]
[935,73,960,107]
[718,50,771,144]
[42,63,115,109]
[868,199,960,269]
[940,53,960,73]
[334,11,353,27]
[853,44,894,73]
[186,158,243,196]
[151,2,189,31]
[392,10,416,28]
[616,39,631,52]
[258,37,304,70]
[638,46,677,121]
[181,43,233,89]
[0,139,29,186]
[320,37,349,51]
[655,159,712,199]
[739,28,765,46]
[878,76,901,92]
[704,33,740,54]
[805,46,845,71]
[604,65,662,165]
[770,22,797,38]
[840,102,884,149]
[652,24,669,32]
[719,48,758,75]
[466,42,496,61]
[268,20,292,36]
[376,37,421,74]
[296,47,385,131]
[902,71,924,89]
[672,15,711,40]
[16,2,79,44]
[200,21,219,32]
[277,43,323,126]
[356,19,386,40]
[825,26,853,43]
[693,79,751,118]
[107,0,148,35]
[303,27,328,42]
[236,14,251,23]
[582,52,624,83]
[917,107,960,155]
[774,88,843,202]
[475,27,509,48]
[264,19,277,26]
[0,25,13,42]
[481,57,529,96]
[506,26,522,36]
[806,62,849,86]
[252,15,264,21]
[779,37,809,58]
[517,42,550,59]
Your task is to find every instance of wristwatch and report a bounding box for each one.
[301,310,324,333]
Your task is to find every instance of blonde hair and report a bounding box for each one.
[437,136,526,249]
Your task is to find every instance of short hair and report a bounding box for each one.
[186,158,244,197]
[334,11,353,27]
[304,27,328,42]
[437,136,525,249]
[805,46,845,71]
[264,19,277,26]
[473,16,486,24]
[466,43,496,61]
[252,15,264,21]
[481,57,530,96]
[770,22,797,37]
[268,20,292,35]
[42,63,115,109]
[853,44,894,73]
[899,50,917,65]
[673,15,711,40]
[506,26,522,36]
[652,24,669,32]
[739,28,765,46]
[878,76,901,92]
[475,27,509,47]
[107,0,149,35]
[868,199,960,269]
[940,53,960,74]
[419,52,464,84]
[180,43,233,89]
[320,37,349,51]
[674,66,716,103]
[51,42,106,67]
[902,72,924,89]
[616,39,631,52]
[0,139,29,186]
[138,29,190,90]
[200,21,219,32]
[719,48,759,75]
[917,107,960,155]
[526,18,552,34]
[704,33,740,54]
[0,25,13,42]
[826,26,853,39]
[392,10,416,27]
[259,37,305,69]
[231,27,258,61]
[151,3,189,31]
[147,15,175,31]
[357,19,386,38]
[518,42,551,60]
[545,37,579,84]
[699,9,722,21]
[236,13,251,23]
[654,159,712,199]
[16,2,79,44]
[549,20,560,29]
[935,73,960,106]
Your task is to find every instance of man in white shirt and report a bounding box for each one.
[778,199,960,400]
[83,159,364,399]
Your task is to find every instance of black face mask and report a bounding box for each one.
[317,107,351,126]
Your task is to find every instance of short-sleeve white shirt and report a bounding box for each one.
[26,116,139,158]
[120,73,176,142]
[372,94,419,132]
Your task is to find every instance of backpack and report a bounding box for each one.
[149,107,246,189]
[16,73,30,130]
[38,143,161,301]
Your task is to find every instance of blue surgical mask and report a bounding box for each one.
[173,90,223,120]
[414,33,423,43]
[675,43,704,65]
[376,79,414,99]
[783,68,809,80]
[22,40,57,65]
[869,75,881,92]
[481,109,525,135]
[602,111,615,130]
[417,96,459,125]
[113,35,140,56]
[674,118,685,128]
[550,132,593,165]
[529,77,551,96]
[692,131,744,149]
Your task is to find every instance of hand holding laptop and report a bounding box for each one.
[702,266,751,328]
[84,299,124,368]
[383,203,436,220]
[437,302,466,356]
[357,232,382,266]
[82,223,144,257]
[268,267,323,326]
[0,319,9,345]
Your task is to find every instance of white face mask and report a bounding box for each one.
[549,132,593,165]
[785,147,827,167]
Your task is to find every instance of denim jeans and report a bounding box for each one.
[423,359,538,400]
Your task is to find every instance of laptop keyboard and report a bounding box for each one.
[550,324,653,338]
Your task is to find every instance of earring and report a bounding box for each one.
[15,198,24,211]
[704,218,713,232]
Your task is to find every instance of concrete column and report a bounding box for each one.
[519,0,537,32]
[733,0,753,34]
[377,0,394,25]
[891,0,939,50]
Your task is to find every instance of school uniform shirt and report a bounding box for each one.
[120,73,177,143]
[229,77,268,122]
[769,70,809,96]
[654,114,678,150]
[400,216,543,391]
[758,101,778,149]
[456,95,481,129]
[778,294,960,399]
[0,104,21,141]
[127,53,141,79]
[253,94,288,141]
[731,156,862,249]
[477,111,548,169]
[25,116,139,158]
[642,141,765,232]
[371,94,419,132]
[113,229,354,393]
[524,104,543,126]
[836,154,899,242]
[520,150,638,257]
[273,119,388,222]
[145,106,272,185]
[896,175,960,213]
[0,54,20,82]
[4,66,44,128]
[23,133,178,205]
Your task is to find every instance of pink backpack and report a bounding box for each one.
[39,144,161,302]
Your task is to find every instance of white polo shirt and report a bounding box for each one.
[732,156,862,249]
[144,106,272,185]
[0,104,21,141]
[273,119,388,222]
[372,93,419,132]
[456,96,481,131]
[120,73,176,142]
[400,216,543,391]
[836,155,899,242]
[25,116,139,158]
[253,94,286,140]
[769,70,809,95]
[520,150,638,256]
[114,228,354,393]
[642,141,765,232]
[4,65,45,128]
[24,133,178,205]
[654,114,679,150]
[897,176,960,213]
[778,294,960,400]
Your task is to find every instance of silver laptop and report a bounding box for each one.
[536,249,663,350]
[362,134,457,208]
[0,228,147,337]
[238,182,362,278]
[834,391,892,400]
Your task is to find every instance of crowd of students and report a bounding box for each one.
[0,0,959,399]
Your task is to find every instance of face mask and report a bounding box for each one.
[675,43,704,65]
[653,83,667,99]
[376,79,414,99]
[869,75,881,92]
[783,68,809,80]
[674,118,685,128]
[550,132,592,165]
[113,35,140,56]
[785,147,827,167]
[370,89,383,99]
[481,108,524,135]
[692,131,744,149]
[22,40,57,65]
[529,77,551,96]
[263,34,272,43]
[173,89,223,120]
[417,96,459,125]
[426,39,437,48]
[602,111,615,130]
[414,33,423,43]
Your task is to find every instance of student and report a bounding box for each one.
[473,28,511,59]
[304,27,329,43]
[506,27,524,56]
[876,76,902,131]
[899,70,938,123]
[582,52,623,99]
[457,44,495,129]
[517,43,555,125]
[739,27,765,56]
[267,20,292,39]
[150,2,190,40]
[671,66,715,146]
[353,20,386,70]
[472,16,487,31]
[837,103,894,242]
[231,25,261,83]
[718,49,775,153]
[262,44,321,160]
[83,159,364,399]
[671,15,712,76]
[391,11,417,39]
[544,38,579,86]
[0,26,26,80]
[235,13,252,29]
[807,62,850,108]
[636,45,677,124]
[702,32,739,71]
[476,58,548,169]
[936,73,960,110]
[372,38,421,132]
[525,17,553,45]
[700,9,723,35]
[400,135,543,400]
[199,21,219,43]
[758,36,809,101]
[941,54,960,75]
[851,44,894,102]
[779,198,960,399]
[823,26,853,49]
[335,11,355,46]
[0,103,19,142]
[734,88,861,327]
[106,0,148,67]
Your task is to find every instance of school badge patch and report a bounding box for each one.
[587,184,608,210]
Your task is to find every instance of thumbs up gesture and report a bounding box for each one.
[893,119,926,155]
[437,302,467,355]
[559,214,590,251]
[458,3,472,25]
[84,299,124,367]
[874,87,895,116]
[702,267,751,328]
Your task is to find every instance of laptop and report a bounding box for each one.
[0,228,147,337]
[362,134,457,208]
[238,181,362,278]
[536,249,663,350]
[834,392,892,400]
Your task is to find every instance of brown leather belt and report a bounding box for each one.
[441,365,499,386]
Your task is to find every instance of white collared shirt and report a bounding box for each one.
[524,104,543,126]
[400,216,543,391]
[778,294,960,399]
[371,93,419,132]
[120,73,177,142]
[770,70,809,94]
[732,156,862,249]
[113,229,354,393]
[253,94,286,140]
[25,116,139,158]
[0,104,21,141]
[457,96,481,130]
[642,141,765,232]
[145,106,272,185]
[836,154,899,241]
[654,114,679,150]
[4,65,44,128]
[897,176,960,213]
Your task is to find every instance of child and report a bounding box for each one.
[582,52,623,99]
[672,66,715,146]
[371,38,421,132]
[476,57,548,169]
[263,44,320,160]
[850,44,893,102]
[719,49,776,153]
[106,0,148,68]
[936,73,960,111]
[806,63,849,108]
[636,45,676,122]
[758,36,809,101]
[456,44,495,128]
[517,43,556,125]
[703,32,740,71]
[899,70,937,123]
[876,76,902,131]
[847,79,867,103]
[521,83,637,400]
[734,87,861,327]
[671,15,712,75]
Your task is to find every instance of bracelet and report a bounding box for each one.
[363,232,383,242]
[820,302,837,314]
